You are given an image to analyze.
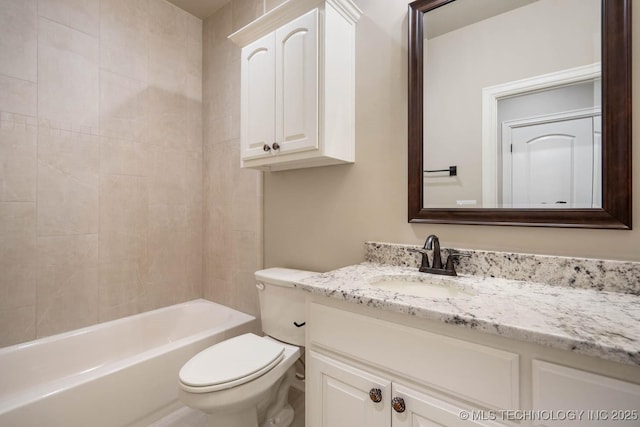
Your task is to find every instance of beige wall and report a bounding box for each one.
[0,0,203,347]
[264,0,640,273]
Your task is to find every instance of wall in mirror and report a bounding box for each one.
[422,0,601,209]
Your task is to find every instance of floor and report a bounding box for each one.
[149,389,305,427]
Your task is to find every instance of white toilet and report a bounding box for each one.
[178,268,317,427]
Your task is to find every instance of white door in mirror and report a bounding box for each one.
[507,116,598,208]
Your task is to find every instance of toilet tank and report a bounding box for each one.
[255,268,318,347]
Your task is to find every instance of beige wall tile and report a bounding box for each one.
[99,174,147,263]
[100,0,149,48]
[148,148,187,205]
[100,137,151,177]
[144,88,187,149]
[186,12,202,41]
[0,75,37,117]
[38,0,99,37]
[0,202,36,311]
[0,120,37,202]
[99,70,148,141]
[37,127,99,236]
[98,259,142,316]
[0,306,36,347]
[99,0,149,81]
[147,203,187,285]
[36,234,99,337]
[0,0,37,82]
[37,18,99,129]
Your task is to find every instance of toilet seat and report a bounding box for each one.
[179,333,285,393]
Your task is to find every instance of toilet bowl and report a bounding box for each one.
[178,268,317,427]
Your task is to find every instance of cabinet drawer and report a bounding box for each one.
[532,360,640,427]
[309,303,519,410]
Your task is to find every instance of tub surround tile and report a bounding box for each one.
[0,0,37,82]
[98,174,148,263]
[365,242,640,295]
[0,117,37,202]
[297,262,640,366]
[99,70,148,142]
[38,0,100,37]
[37,127,99,236]
[0,305,36,348]
[0,203,36,312]
[0,0,204,347]
[37,17,99,130]
[0,75,37,117]
[36,234,99,337]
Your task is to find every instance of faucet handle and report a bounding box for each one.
[444,251,471,276]
[408,248,430,269]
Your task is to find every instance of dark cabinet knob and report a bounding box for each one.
[272,142,280,150]
[369,388,382,403]
[263,144,271,152]
[391,397,405,413]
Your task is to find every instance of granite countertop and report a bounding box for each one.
[296,262,640,366]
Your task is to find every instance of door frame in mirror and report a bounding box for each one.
[408,0,632,228]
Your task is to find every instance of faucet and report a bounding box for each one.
[412,234,465,276]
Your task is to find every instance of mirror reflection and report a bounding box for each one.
[422,0,601,209]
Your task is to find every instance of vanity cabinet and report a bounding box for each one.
[307,302,517,427]
[308,351,508,427]
[229,0,361,171]
[306,300,640,427]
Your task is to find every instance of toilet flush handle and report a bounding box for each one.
[256,283,265,291]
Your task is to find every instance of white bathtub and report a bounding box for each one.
[0,299,257,427]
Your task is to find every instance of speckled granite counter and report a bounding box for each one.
[296,260,640,367]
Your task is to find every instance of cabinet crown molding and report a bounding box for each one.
[229,0,362,47]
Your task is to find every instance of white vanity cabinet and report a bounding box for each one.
[229,0,361,171]
[309,350,509,427]
[306,300,640,427]
[307,302,517,427]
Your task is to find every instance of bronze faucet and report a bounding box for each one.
[411,234,465,276]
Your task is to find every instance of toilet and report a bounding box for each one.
[178,268,317,427]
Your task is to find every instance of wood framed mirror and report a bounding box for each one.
[408,0,631,228]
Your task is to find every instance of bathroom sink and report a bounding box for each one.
[368,275,472,299]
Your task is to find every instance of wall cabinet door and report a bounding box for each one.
[307,351,391,427]
[240,9,318,162]
[241,32,276,160]
[275,9,318,155]
[392,383,507,427]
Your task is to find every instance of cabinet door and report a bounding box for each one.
[392,383,507,427]
[532,360,640,427]
[274,9,318,154]
[241,32,275,160]
[307,351,391,427]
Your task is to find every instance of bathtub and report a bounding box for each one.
[0,299,257,427]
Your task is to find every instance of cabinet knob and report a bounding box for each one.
[272,142,280,150]
[263,144,271,152]
[369,388,382,403]
[391,397,405,413]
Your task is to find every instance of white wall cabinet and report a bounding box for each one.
[230,0,361,171]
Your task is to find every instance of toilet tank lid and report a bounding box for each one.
[255,268,319,288]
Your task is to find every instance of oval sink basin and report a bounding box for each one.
[368,275,472,299]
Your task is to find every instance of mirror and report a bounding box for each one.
[408,0,632,228]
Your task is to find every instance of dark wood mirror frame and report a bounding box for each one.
[408,0,632,229]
